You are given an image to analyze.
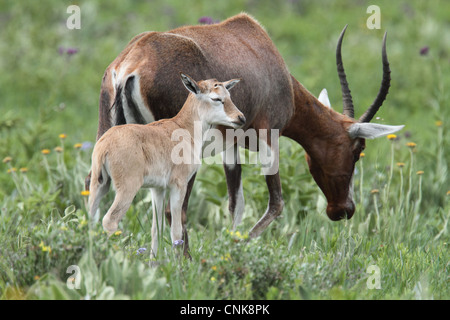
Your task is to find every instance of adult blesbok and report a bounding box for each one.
[86,13,403,256]
[88,73,244,257]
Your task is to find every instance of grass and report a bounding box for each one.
[0,0,449,300]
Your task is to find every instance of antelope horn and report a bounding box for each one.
[359,32,391,123]
[336,25,354,118]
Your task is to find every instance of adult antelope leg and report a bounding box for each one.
[248,129,284,238]
[248,171,284,238]
[223,144,245,230]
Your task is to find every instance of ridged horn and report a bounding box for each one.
[358,32,391,123]
[336,25,354,118]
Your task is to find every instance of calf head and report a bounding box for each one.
[180,73,246,129]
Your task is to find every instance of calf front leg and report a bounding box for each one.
[165,173,196,258]
[151,188,166,258]
[169,183,187,252]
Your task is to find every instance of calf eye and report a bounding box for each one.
[212,98,223,104]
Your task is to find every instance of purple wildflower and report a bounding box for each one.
[198,16,215,25]
[66,47,79,56]
[419,46,429,56]
[80,141,93,151]
[173,240,184,247]
[136,247,147,255]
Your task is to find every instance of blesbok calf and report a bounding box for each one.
[87,13,403,256]
[88,73,244,256]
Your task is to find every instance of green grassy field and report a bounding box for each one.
[0,0,448,300]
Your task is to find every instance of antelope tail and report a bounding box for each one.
[88,148,109,220]
[112,75,146,126]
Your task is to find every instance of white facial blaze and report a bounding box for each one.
[348,174,355,204]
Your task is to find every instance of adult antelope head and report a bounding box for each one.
[302,26,403,221]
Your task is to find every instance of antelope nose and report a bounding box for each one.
[326,201,355,221]
[238,115,246,126]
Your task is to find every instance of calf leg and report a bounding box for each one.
[150,188,166,258]
[169,183,187,250]
[102,180,142,234]
[165,173,196,258]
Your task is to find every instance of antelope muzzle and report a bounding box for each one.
[326,200,355,221]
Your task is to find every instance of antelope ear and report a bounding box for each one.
[180,73,201,94]
[348,123,404,139]
[318,88,331,108]
[223,78,240,91]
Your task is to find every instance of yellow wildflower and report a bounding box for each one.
[406,142,417,148]
[114,230,122,236]
[435,120,443,127]
[42,246,52,253]
[210,277,216,282]
[221,253,232,261]
[80,190,90,196]
[211,265,217,271]
[2,156,12,163]
[19,167,28,173]
[387,134,397,140]
[360,152,365,158]
[371,189,379,194]
[74,143,83,149]
[7,168,17,173]
[34,275,40,281]
[41,149,51,155]
[39,241,52,253]
[416,170,424,175]
[396,162,405,168]
[59,133,67,139]
[79,219,88,227]
[54,146,63,153]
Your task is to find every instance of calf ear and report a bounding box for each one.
[223,78,241,91]
[180,73,200,94]
[348,123,404,139]
[318,88,331,108]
